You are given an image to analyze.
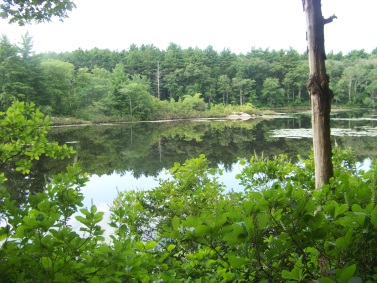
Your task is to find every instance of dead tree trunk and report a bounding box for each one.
[303,0,336,189]
[156,61,161,100]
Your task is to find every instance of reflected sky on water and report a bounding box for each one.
[44,110,377,220]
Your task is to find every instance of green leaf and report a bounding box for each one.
[282,265,304,281]
[93,211,104,224]
[195,224,210,235]
[35,213,45,221]
[0,228,7,241]
[167,244,176,252]
[145,240,157,250]
[119,224,127,235]
[215,213,228,227]
[90,205,97,214]
[172,216,180,231]
[351,204,362,213]
[185,215,200,227]
[335,204,349,218]
[335,237,346,250]
[257,213,269,230]
[41,257,52,269]
[338,264,356,283]
[84,267,97,274]
[113,241,122,253]
[228,255,247,268]
[347,277,362,283]
[16,225,25,238]
[75,215,90,226]
[90,276,100,283]
[135,241,144,251]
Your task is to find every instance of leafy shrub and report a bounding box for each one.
[181,93,207,111]
[112,149,377,282]
[1,102,377,282]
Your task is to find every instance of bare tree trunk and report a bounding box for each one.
[303,0,336,189]
[348,80,352,102]
[156,61,161,100]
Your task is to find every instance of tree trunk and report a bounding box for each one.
[348,80,352,102]
[156,61,161,100]
[304,0,335,189]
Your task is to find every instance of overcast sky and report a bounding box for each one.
[0,0,376,55]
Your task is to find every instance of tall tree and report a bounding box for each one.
[18,32,43,104]
[262,77,285,107]
[0,35,27,108]
[217,75,232,105]
[40,59,75,115]
[303,0,337,188]
[232,76,255,106]
[365,69,377,108]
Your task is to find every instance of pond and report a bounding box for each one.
[48,110,376,202]
[9,109,376,220]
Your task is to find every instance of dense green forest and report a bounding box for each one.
[1,33,377,121]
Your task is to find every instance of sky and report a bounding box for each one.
[0,0,376,55]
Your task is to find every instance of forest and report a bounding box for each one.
[1,1,377,280]
[1,33,377,121]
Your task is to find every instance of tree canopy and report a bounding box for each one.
[0,0,76,25]
[1,34,376,121]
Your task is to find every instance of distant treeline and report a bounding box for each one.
[1,33,377,119]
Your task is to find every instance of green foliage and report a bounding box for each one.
[0,102,157,282]
[0,35,36,110]
[262,77,285,107]
[117,82,159,120]
[181,93,207,111]
[0,0,76,25]
[40,59,75,115]
[0,101,74,176]
[3,33,377,120]
[1,102,377,281]
[111,154,224,241]
[110,147,377,282]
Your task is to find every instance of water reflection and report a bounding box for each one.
[9,110,376,208]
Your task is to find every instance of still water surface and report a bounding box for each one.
[44,110,377,211]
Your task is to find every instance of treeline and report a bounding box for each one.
[1,33,377,119]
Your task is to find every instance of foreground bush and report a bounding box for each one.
[112,151,377,282]
[1,102,377,282]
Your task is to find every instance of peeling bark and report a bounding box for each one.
[303,0,335,189]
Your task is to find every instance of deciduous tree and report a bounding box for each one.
[40,59,75,115]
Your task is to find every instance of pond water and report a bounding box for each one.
[10,109,375,224]
[0,109,375,238]
[45,110,377,207]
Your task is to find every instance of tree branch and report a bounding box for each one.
[323,14,337,25]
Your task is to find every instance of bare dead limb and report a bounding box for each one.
[323,14,337,24]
